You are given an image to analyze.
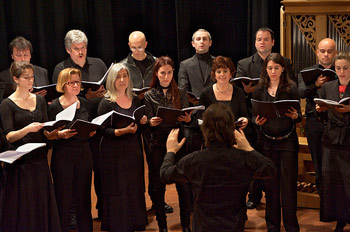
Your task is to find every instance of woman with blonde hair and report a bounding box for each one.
[48,67,94,232]
[98,63,148,232]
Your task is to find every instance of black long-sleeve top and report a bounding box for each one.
[160,142,276,232]
[252,83,301,144]
[298,63,335,116]
[47,96,91,145]
[319,79,350,145]
[199,84,248,120]
[144,85,189,146]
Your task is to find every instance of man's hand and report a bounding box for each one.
[315,74,329,88]
[85,85,106,99]
[233,129,254,151]
[166,128,186,154]
[242,82,256,94]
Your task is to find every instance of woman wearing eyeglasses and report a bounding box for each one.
[0,62,61,231]
[47,68,94,232]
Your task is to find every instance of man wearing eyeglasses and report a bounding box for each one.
[0,36,49,102]
[120,31,156,89]
[52,29,107,100]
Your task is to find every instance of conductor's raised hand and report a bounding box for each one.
[166,128,186,154]
[178,111,192,123]
[233,129,254,151]
[149,117,163,127]
[255,115,267,126]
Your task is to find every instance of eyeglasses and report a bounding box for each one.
[66,81,81,86]
[130,47,145,52]
[20,75,34,80]
[72,46,87,53]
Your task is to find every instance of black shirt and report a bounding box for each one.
[160,143,276,232]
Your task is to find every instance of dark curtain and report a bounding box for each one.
[0,0,282,82]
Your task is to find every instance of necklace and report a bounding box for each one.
[216,84,231,94]
[268,86,277,97]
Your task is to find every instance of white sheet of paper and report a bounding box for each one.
[43,102,77,126]
[0,143,46,163]
[91,111,115,125]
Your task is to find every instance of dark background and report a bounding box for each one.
[0,0,282,82]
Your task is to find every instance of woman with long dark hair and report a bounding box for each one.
[252,53,301,232]
[144,56,192,232]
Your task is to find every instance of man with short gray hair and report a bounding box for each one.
[52,29,107,100]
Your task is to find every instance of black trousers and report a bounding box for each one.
[260,140,299,232]
[150,142,191,229]
[305,115,324,194]
[51,141,93,232]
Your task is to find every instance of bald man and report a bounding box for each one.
[120,31,156,89]
[298,38,337,194]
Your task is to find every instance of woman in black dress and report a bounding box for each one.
[0,62,61,232]
[97,63,148,232]
[200,56,249,130]
[47,68,93,232]
[316,52,350,231]
[144,56,192,232]
[252,53,301,232]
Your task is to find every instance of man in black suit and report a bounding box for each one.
[178,29,215,99]
[236,27,294,209]
[0,36,49,102]
[298,38,337,194]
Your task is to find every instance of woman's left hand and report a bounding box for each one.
[285,107,298,120]
[237,117,248,129]
[336,104,350,113]
[178,111,192,123]
[140,115,147,125]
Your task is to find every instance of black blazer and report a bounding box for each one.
[178,54,215,97]
[236,52,295,83]
[0,65,49,102]
[319,80,350,145]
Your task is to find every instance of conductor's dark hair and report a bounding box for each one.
[201,103,236,147]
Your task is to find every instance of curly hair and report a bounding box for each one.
[210,56,236,82]
[258,53,292,93]
[201,103,236,147]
